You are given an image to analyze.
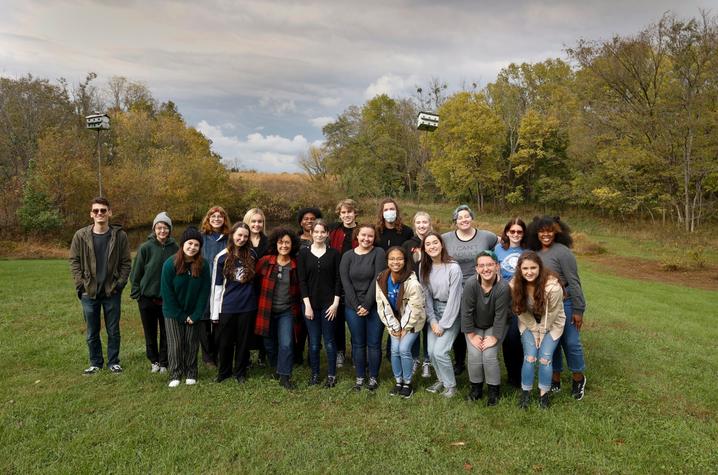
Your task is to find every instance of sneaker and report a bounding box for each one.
[426,381,444,394]
[336,352,345,368]
[83,366,100,375]
[367,377,379,391]
[539,392,550,409]
[185,378,197,385]
[442,386,457,398]
[309,374,320,386]
[109,364,123,374]
[324,376,337,388]
[400,383,413,399]
[519,390,531,410]
[390,382,403,396]
[411,359,420,377]
[550,380,561,393]
[168,379,181,388]
[279,375,296,390]
[571,376,586,400]
[352,378,365,391]
[159,366,168,374]
[421,361,431,379]
[151,362,161,373]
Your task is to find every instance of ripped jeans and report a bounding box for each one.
[521,330,560,392]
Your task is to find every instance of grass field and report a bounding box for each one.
[1,257,716,474]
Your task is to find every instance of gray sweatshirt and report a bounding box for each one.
[421,262,463,329]
[340,247,386,311]
[460,277,510,339]
[539,242,586,314]
[441,229,498,283]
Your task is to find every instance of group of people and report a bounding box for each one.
[70,196,587,408]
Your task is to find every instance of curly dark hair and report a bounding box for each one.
[267,227,300,258]
[223,222,255,283]
[525,215,573,251]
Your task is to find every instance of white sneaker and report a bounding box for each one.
[185,378,197,385]
[109,364,123,373]
[421,361,431,378]
[159,366,167,374]
[151,362,161,373]
[168,379,180,388]
[83,366,100,375]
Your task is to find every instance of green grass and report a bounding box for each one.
[1,259,716,473]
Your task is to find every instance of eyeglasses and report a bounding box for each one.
[507,230,523,235]
[476,264,495,269]
[91,208,108,215]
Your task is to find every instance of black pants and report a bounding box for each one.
[453,333,466,369]
[138,296,168,366]
[198,319,217,364]
[502,314,523,386]
[333,300,347,354]
[217,311,255,379]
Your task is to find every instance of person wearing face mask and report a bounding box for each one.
[375,198,414,251]
[130,211,179,374]
[461,250,510,406]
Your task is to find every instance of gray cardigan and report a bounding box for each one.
[539,243,586,314]
[421,261,463,329]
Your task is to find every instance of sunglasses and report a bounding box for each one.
[91,208,108,215]
[507,230,523,235]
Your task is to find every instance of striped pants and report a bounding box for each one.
[165,318,199,380]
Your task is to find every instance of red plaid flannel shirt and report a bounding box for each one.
[254,255,302,337]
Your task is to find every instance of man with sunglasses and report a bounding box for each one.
[70,197,132,375]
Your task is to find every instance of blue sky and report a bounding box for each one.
[1,0,713,172]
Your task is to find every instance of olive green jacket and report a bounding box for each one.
[69,224,132,299]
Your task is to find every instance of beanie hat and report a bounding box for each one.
[180,226,203,248]
[153,211,172,231]
[296,207,323,226]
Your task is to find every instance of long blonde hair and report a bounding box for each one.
[243,208,267,236]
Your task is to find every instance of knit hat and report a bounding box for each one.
[296,207,323,226]
[180,226,203,248]
[153,211,172,231]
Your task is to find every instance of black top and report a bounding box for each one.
[376,226,414,251]
[92,231,111,297]
[251,234,269,260]
[297,246,342,310]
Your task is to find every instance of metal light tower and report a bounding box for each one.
[85,113,110,196]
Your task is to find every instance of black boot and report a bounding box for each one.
[466,383,483,401]
[539,392,550,409]
[279,375,295,390]
[486,384,500,406]
[519,390,531,409]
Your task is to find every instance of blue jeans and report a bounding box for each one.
[390,331,419,382]
[81,292,121,367]
[345,305,383,379]
[552,297,586,373]
[263,310,294,376]
[305,306,337,377]
[410,325,429,361]
[521,330,561,392]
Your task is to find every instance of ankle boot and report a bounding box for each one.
[279,375,295,390]
[519,390,531,409]
[539,392,550,409]
[486,384,501,406]
[466,382,483,401]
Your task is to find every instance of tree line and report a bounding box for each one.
[306,13,717,231]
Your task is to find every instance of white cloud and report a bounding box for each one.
[196,120,321,172]
[364,73,419,99]
[309,116,333,129]
[258,96,297,115]
[319,97,341,107]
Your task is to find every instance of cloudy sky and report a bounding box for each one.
[0,0,713,172]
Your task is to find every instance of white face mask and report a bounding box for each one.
[383,210,397,223]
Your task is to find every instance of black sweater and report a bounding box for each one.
[297,247,342,310]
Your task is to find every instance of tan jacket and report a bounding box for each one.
[376,272,426,333]
[517,277,566,346]
[69,224,132,299]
